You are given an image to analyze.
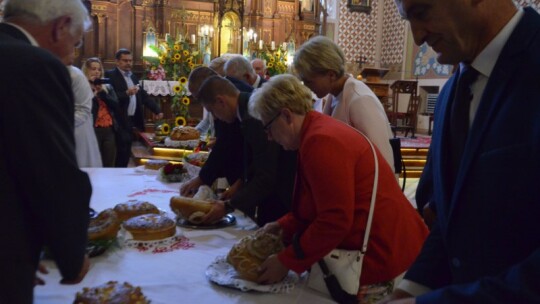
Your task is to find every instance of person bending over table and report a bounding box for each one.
[180,75,297,226]
[249,75,428,303]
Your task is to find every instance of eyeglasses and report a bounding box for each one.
[263,111,281,132]
[74,38,83,49]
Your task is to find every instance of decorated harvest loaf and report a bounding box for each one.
[169,196,214,224]
[87,208,120,241]
[169,126,200,141]
[113,200,160,222]
[122,213,176,241]
[227,232,284,282]
[73,281,149,304]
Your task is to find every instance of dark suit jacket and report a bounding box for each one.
[0,23,92,303]
[105,68,161,131]
[199,93,296,225]
[406,8,540,303]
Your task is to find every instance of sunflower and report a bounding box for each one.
[267,62,274,68]
[181,96,191,105]
[172,84,182,94]
[171,58,177,64]
[276,52,281,58]
[189,63,195,69]
[157,122,171,135]
[183,50,190,57]
[160,59,166,65]
[269,57,275,63]
[179,77,188,85]
[173,44,180,51]
[175,116,187,127]
[174,53,181,60]
[187,57,193,63]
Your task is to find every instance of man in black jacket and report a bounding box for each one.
[181,75,296,226]
[106,48,163,167]
[0,0,92,302]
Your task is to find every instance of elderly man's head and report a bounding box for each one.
[251,58,267,79]
[3,0,91,64]
[224,55,258,86]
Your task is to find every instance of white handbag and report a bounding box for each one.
[307,131,379,297]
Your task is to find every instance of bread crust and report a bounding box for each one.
[113,200,160,222]
[169,196,214,224]
[169,126,200,141]
[88,208,120,241]
[122,214,176,241]
[73,281,149,304]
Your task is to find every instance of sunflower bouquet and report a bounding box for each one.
[143,35,200,124]
[261,48,288,76]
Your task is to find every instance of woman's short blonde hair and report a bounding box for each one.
[82,57,104,78]
[293,36,345,79]
[249,74,313,122]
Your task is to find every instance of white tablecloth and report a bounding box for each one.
[34,168,334,304]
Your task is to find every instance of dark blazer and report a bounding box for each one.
[406,8,540,303]
[0,23,92,303]
[105,68,161,131]
[199,92,296,225]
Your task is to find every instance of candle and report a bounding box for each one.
[259,40,263,50]
[253,33,257,42]
[191,34,196,43]
[282,42,287,49]
[271,41,275,50]
[210,28,214,38]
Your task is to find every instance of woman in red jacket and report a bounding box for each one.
[249,74,428,303]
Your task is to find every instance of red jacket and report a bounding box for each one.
[277,111,428,285]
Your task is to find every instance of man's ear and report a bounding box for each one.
[52,16,73,43]
[282,108,293,124]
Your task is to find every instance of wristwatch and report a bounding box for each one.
[223,200,235,214]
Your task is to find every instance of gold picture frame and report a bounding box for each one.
[347,0,371,13]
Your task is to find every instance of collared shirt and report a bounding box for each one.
[4,22,39,46]
[253,74,262,88]
[468,8,524,127]
[397,7,524,297]
[119,68,137,116]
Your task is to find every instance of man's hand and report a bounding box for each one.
[126,85,139,96]
[60,255,89,285]
[218,179,242,201]
[180,176,203,197]
[34,263,49,286]
[256,254,288,285]
[201,200,226,224]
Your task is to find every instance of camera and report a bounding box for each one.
[92,78,111,85]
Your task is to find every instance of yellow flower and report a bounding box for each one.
[172,84,182,93]
[267,62,274,68]
[182,96,191,105]
[269,57,275,63]
[179,77,188,85]
[183,50,190,57]
[160,59,166,64]
[173,44,180,51]
[276,52,281,58]
[159,123,171,135]
[171,58,177,63]
[189,63,195,69]
[175,116,187,127]
[174,53,181,60]
[187,57,193,63]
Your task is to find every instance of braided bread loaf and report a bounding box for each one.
[226,232,284,282]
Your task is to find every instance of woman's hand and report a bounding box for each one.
[256,254,289,285]
[258,221,282,236]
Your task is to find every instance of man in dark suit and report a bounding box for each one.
[383,1,540,303]
[0,0,93,303]
[181,75,296,226]
[105,48,163,167]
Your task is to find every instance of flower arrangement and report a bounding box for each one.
[261,48,288,76]
[143,36,200,123]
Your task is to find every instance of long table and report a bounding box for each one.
[34,168,334,304]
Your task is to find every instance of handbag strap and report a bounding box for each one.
[358,131,379,255]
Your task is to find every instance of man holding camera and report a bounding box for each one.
[106,48,163,167]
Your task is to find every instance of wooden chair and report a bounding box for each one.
[389,80,419,138]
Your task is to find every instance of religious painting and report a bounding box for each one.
[347,0,371,13]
